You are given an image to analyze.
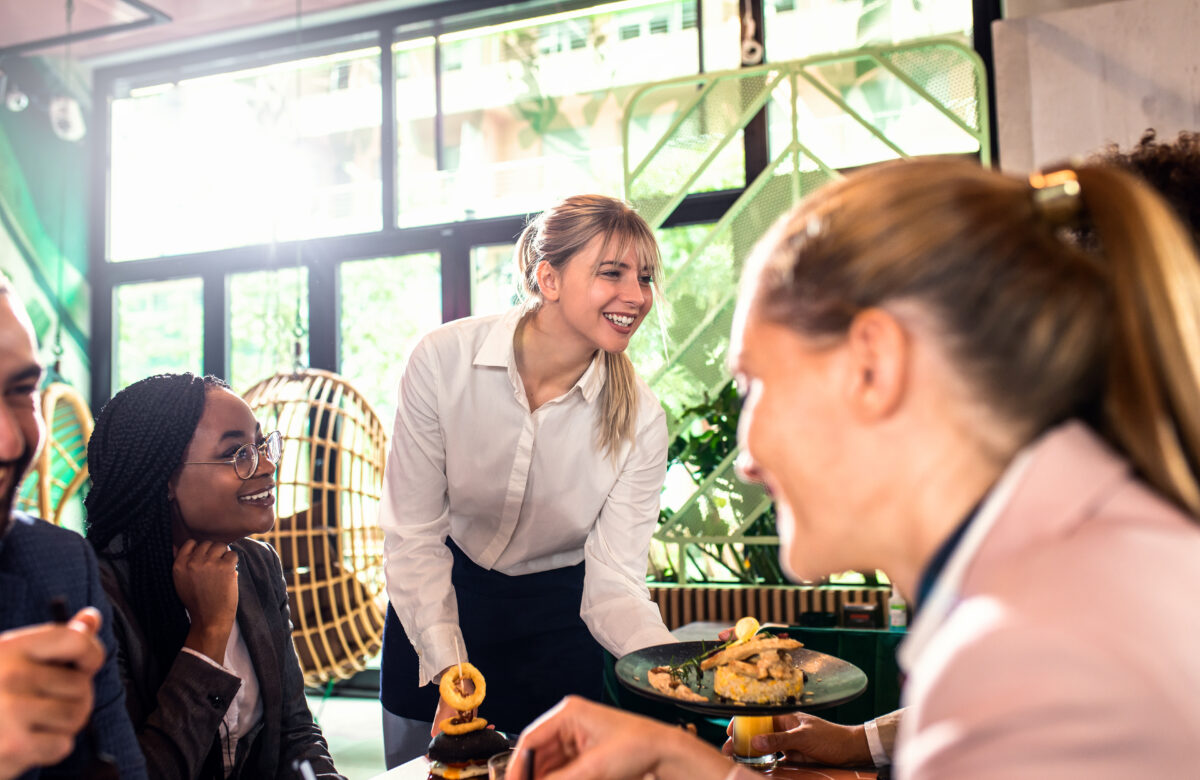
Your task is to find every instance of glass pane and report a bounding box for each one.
[228,267,309,393]
[470,243,520,317]
[113,278,203,393]
[764,0,972,60]
[397,1,732,227]
[110,45,383,261]
[339,253,442,424]
[763,1,978,171]
[700,0,743,72]
[394,37,439,227]
[628,222,718,414]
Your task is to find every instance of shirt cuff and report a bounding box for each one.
[616,623,678,656]
[864,718,891,767]
[181,645,234,674]
[416,623,468,687]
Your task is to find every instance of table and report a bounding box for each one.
[368,755,877,780]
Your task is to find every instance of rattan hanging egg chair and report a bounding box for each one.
[16,381,93,528]
[243,369,388,687]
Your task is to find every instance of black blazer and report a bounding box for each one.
[0,512,147,779]
[98,537,343,780]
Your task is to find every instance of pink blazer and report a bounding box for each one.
[896,422,1200,779]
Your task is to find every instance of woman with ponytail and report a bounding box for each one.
[378,194,676,765]
[505,159,1200,779]
[86,374,343,779]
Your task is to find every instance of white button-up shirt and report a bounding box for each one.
[380,306,676,685]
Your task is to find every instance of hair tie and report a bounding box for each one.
[1029,164,1083,227]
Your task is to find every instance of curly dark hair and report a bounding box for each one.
[85,373,229,679]
[1096,129,1200,241]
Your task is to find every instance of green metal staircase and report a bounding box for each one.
[623,37,990,582]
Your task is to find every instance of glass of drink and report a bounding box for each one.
[730,715,780,771]
[488,749,515,780]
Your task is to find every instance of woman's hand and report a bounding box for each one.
[509,696,734,780]
[721,712,870,767]
[430,669,476,736]
[173,540,239,664]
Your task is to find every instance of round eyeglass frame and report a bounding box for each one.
[182,430,282,480]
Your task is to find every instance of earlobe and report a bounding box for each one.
[846,308,907,420]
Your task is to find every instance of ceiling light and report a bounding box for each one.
[5,85,29,112]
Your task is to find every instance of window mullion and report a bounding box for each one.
[202,271,227,381]
[381,25,397,230]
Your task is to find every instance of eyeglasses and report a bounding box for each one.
[182,430,282,480]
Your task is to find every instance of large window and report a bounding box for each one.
[113,278,203,389]
[93,0,979,415]
[339,253,442,423]
[228,267,309,394]
[470,243,520,318]
[109,44,383,262]
[396,1,723,225]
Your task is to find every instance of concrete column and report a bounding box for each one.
[993,0,1200,171]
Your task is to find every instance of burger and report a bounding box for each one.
[427,662,509,779]
[426,726,510,780]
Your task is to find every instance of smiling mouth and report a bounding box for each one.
[603,313,635,328]
[239,487,275,505]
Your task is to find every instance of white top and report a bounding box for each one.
[181,619,263,775]
[380,306,677,685]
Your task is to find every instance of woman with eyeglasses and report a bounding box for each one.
[84,373,344,780]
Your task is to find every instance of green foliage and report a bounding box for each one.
[655,379,785,584]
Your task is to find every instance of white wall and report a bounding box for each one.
[994,0,1200,172]
[1003,0,1113,19]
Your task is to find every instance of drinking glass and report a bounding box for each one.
[488,749,515,780]
[730,715,781,771]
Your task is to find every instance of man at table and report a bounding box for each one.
[0,279,146,779]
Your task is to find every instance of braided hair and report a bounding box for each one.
[85,373,229,676]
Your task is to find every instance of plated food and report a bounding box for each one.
[427,663,509,780]
[617,635,868,717]
[706,635,805,704]
[647,617,804,705]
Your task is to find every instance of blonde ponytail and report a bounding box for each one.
[1078,166,1200,514]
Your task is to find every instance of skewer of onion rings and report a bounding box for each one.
[439,662,487,711]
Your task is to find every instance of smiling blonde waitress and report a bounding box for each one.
[377,194,677,767]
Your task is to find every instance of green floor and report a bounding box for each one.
[306,692,387,779]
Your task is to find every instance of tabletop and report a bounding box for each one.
[368,755,877,780]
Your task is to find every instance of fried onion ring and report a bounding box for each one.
[439,662,486,711]
[439,716,488,735]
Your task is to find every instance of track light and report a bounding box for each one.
[5,84,29,112]
[49,96,85,141]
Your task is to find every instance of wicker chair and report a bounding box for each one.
[243,369,388,687]
[16,382,93,528]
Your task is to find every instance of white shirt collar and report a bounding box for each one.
[472,305,606,404]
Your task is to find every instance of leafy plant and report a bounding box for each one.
[655,380,785,584]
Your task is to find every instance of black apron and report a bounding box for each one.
[380,539,605,734]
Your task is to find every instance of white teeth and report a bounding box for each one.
[604,313,634,327]
[240,489,272,502]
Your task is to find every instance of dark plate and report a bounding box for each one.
[615,640,868,717]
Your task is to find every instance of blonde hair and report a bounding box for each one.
[749,158,1200,516]
[515,194,663,457]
